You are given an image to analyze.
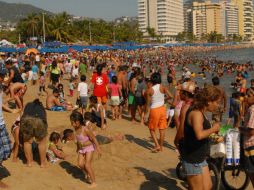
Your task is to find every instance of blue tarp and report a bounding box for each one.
[0,42,240,53]
[0,47,17,53]
[43,41,63,48]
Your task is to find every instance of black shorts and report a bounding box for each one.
[121,89,127,100]
[51,73,59,83]
[91,112,106,128]
[135,96,145,106]
[39,86,46,92]
[244,147,254,173]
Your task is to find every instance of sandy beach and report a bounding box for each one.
[0,80,184,190]
[0,75,252,190]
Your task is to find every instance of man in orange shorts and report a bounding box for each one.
[148,106,167,131]
[145,72,173,152]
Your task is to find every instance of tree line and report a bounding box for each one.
[2,12,143,44]
[1,12,244,44]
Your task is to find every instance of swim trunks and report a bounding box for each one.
[50,106,65,112]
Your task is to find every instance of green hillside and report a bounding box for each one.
[0,1,52,22]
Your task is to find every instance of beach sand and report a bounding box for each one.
[0,81,252,190]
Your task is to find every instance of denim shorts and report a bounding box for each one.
[182,160,208,176]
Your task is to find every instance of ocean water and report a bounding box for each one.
[199,48,254,64]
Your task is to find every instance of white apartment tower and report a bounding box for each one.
[184,0,204,33]
[138,0,184,40]
[243,0,254,40]
[226,2,239,36]
[220,0,239,37]
[192,2,207,38]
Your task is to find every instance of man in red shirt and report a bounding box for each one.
[91,64,109,105]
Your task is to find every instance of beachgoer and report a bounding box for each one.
[20,99,48,168]
[212,76,227,122]
[174,81,196,150]
[46,88,66,111]
[108,76,122,120]
[240,96,254,187]
[182,85,221,190]
[47,132,66,163]
[145,72,173,152]
[62,129,75,144]
[31,63,39,85]
[117,66,128,119]
[0,70,12,188]
[89,96,107,129]
[77,75,88,114]
[50,61,60,87]
[38,71,47,96]
[135,74,146,125]
[91,64,109,107]
[70,111,101,188]
[69,78,74,97]
[11,116,21,162]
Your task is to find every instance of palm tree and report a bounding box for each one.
[146,27,157,41]
[24,13,40,37]
[50,12,73,42]
[37,13,52,41]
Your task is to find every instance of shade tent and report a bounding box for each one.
[0,39,13,46]
[25,48,39,55]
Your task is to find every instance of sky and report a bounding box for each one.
[2,0,138,20]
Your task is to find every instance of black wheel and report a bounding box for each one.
[176,162,186,181]
[208,162,221,190]
[221,166,250,190]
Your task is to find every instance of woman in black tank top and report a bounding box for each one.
[182,85,222,190]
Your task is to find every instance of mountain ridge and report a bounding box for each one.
[0,1,52,23]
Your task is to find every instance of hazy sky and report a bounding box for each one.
[3,0,138,20]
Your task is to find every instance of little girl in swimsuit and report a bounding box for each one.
[47,132,66,163]
[70,111,101,188]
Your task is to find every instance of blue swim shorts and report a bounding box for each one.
[50,106,65,112]
[182,160,208,176]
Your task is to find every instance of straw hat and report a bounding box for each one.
[181,81,196,94]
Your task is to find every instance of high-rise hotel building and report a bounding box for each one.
[192,1,222,39]
[220,0,239,37]
[185,0,240,39]
[230,0,253,40]
[138,0,184,40]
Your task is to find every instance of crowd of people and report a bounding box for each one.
[0,45,254,189]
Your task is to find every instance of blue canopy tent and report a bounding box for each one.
[0,42,240,53]
[42,41,63,48]
[0,47,17,53]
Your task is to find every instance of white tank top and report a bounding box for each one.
[150,84,165,109]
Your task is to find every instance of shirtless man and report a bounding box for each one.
[117,66,128,118]
[240,74,247,93]
[58,61,65,80]
[46,88,66,111]
[212,76,227,122]
[8,82,27,110]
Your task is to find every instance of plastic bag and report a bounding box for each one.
[210,142,226,158]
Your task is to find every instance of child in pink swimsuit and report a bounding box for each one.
[70,111,101,188]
